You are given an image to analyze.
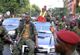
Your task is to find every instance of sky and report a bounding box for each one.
[30,0,64,9]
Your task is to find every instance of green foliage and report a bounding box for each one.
[76,0,79,8]
[32,4,41,17]
[19,4,40,16]
[0,0,29,14]
[76,0,80,14]
[0,0,40,17]
[52,7,69,17]
[76,7,80,14]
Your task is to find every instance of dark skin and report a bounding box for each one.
[56,17,59,20]
[50,25,76,55]
[0,20,14,44]
[44,6,47,11]
[33,4,45,13]
[5,36,14,44]
[62,18,65,22]
[33,4,45,22]
[16,17,39,49]
[78,26,80,29]
[33,4,41,13]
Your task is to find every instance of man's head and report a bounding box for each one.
[25,16,31,23]
[62,17,65,21]
[55,30,79,53]
[75,14,78,19]
[42,8,45,12]
[56,15,60,20]
[70,20,75,29]
[44,5,47,10]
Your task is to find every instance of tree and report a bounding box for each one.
[76,0,80,14]
[52,7,69,17]
[32,4,40,17]
[0,0,29,15]
[18,4,40,17]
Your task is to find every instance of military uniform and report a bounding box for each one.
[54,20,60,25]
[54,20,60,31]
[56,49,79,55]
[73,26,80,54]
[59,21,66,30]
[57,30,79,55]
[0,26,7,55]
[45,11,52,22]
[13,21,38,55]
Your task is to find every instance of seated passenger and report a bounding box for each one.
[13,16,39,55]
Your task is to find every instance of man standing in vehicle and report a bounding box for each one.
[33,4,52,22]
[13,16,38,55]
[0,19,14,55]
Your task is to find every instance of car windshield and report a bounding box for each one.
[33,22,55,33]
[3,19,19,26]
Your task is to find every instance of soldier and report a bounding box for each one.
[46,9,52,22]
[54,15,60,25]
[54,15,60,31]
[50,25,79,55]
[44,5,47,11]
[13,16,38,55]
[59,17,66,30]
[33,4,52,22]
[74,14,79,26]
[69,20,75,31]
[72,20,80,53]
[0,19,14,55]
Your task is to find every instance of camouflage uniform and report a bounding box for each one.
[59,21,66,30]
[13,21,38,55]
[54,20,60,25]
[0,26,7,55]
[73,26,80,53]
[45,11,52,22]
[54,20,60,31]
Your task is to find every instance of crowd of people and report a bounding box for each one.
[0,4,80,55]
[50,15,80,55]
[33,4,80,55]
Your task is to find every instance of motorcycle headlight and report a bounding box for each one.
[8,30,16,35]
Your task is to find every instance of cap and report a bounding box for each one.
[42,8,45,10]
[44,5,47,7]
[57,30,79,44]
[70,20,75,24]
[62,17,65,20]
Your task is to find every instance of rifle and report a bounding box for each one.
[16,37,22,45]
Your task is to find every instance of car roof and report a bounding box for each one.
[4,18,22,20]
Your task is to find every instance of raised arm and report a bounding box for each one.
[50,24,58,44]
[33,4,41,13]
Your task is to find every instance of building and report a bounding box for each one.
[64,0,76,14]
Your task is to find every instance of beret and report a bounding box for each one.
[70,20,75,24]
[62,17,65,20]
[42,8,45,10]
[44,5,47,7]
[57,30,79,44]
